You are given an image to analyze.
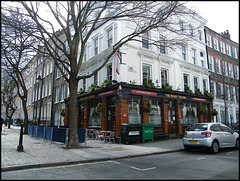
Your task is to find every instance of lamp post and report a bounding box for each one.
[36,75,42,125]
[17,122,24,152]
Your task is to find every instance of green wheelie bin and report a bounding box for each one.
[142,123,154,142]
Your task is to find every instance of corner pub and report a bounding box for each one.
[64,82,214,140]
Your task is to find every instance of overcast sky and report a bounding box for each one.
[186,1,239,43]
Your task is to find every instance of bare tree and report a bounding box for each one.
[18,1,198,148]
[1,75,17,129]
[1,5,39,134]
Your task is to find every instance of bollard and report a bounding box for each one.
[17,123,24,152]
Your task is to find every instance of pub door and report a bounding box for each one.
[78,103,84,128]
[107,98,116,131]
[167,100,178,135]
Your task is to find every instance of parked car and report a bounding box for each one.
[230,123,239,134]
[183,122,239,153]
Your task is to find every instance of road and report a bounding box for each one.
[2,148,239,180]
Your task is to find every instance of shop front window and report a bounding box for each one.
[182,102,198,125]
[128,97,141,124]
[149,100,162,125]
[88,102,102,127]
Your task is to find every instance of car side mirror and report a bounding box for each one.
[231,129,235,134]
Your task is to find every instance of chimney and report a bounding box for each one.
[222,29,231,40]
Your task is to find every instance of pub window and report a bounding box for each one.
[128,97,141,124]
[88,101,102,127]
[181,102,198,125]
[149,100,162,125]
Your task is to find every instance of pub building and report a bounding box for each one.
[64,81,214,140]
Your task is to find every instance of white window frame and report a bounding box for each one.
[226,44,231,56]
[213,38,219,51]
[206,34,212,47]
[220,41,226,54]
[209,55,214,72]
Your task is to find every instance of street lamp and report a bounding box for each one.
[36,75,42,125]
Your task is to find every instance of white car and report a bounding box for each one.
[183,122,239,153]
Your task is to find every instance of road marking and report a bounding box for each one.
[108,161,121,165]
[129,166,156,172]
[196,157,205,160]
[227,152,233,155]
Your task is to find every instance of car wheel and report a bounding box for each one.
[235,139,239,150]
[211,140,219,154]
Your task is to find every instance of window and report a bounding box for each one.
[234,65,239,79]
[230,86,235,102]
[209,55,214,72]
[61,84,66,101]
[183,73,189,89]
[48,81,51,96]
[161,68,168,87]
[203,79,207,92]
[222,61,228,76]
[210,81,215,97]
[216,58,222,74]
[232,47,237,58]
[181,45,187,61]
[220,42,226,54]
[210,124,221,131]
[107,28,113,47]
[149,100,162,125]
[191,49,196,64]
[206,35,212,47]
[228,63,234,78]
[182,102,198,125]
[200,52,205,68]
[94,38,98,55]
[83,79,86,92]
[142,64,151,85]
[45,83,48,97]
[189,25,194,36]
[198,30,202,41]
[54,111,61,126]
[159,36,166,54]
[179,21,184,32]
[107,65,112,81]
[94,73,98,85]
[55,87,59,103]
[193,77,198,93]
[217,83,223,98]
[128,97,141,124]
[226,44,231,56]
[142,32,149,49]
[56,67,61,78]
[83,46,87,63]
[88,101,102,127]
[213,38,219,51]
[236,87,239,103]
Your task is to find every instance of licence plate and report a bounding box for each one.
[189,140,199,144]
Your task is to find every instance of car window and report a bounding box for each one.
[220,125,231,133]
[186,124,208,131]
[210,124,221,131]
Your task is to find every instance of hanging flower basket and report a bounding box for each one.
[201,106,208,115]
[212,109,218,116]
[144,101,152,113]
[60,109,66,117]
[95,103,104,114]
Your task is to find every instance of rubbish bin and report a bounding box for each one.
[121,124,142,144]
[142,123,154,142]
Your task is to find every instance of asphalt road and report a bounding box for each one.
[2,148,239,180]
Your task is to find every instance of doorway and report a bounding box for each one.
[107,98,116,131]
[168,100,178,135]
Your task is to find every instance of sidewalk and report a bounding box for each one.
[1,125,184,171]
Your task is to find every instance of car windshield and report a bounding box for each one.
[186,124,208,131]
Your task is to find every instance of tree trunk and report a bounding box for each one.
[67,75,79,148]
